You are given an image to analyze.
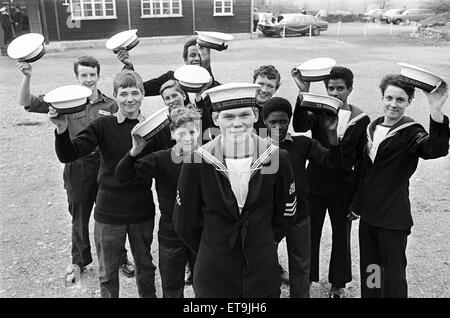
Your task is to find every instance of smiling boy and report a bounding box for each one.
[292,66,370,297]
[16,56,136,281]
[50,70,157,298]
[173,83,297,297]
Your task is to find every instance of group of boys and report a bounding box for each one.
[16,36,368,298]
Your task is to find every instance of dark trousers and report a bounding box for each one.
[63,154,128,268]
[253,20,259,32]
[359,218,409,298]
[285,215,311,298]
[309,193,352,287]
[94,219,156,298]
[159,242,196,298]
[63,155,99,267]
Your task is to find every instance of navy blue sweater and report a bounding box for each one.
[55,115,156,225]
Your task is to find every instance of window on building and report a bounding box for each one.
[141,0,183,18]
[214,0,233,16]
[70,0,117,20]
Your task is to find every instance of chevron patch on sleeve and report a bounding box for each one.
[284,196,297,216]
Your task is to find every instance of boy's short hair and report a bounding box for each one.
[182,37,198,61]
[113,70,144,95]
[263,97,292,120]
[324,66,354,90]
[169,105,202,131]
[73,55,101,76]
[253,65,281,89]
[159,79,186,97]
[379,74,415,100]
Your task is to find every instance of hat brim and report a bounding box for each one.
[300,74,330,82]
[53,102,88,115]
[22,45,45,63]
[142,117,171,141]
[113,38,140,53]
[398,75,435,93]
[300,100,338,116]
[196,39,228,51]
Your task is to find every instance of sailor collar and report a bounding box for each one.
[196,133,279,180]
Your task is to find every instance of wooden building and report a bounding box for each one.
[23,0,253,42]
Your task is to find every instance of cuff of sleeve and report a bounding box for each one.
[127,150,139,161]
[430,114,449,126]
[54,127,69,138]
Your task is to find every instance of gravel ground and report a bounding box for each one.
[0,23,449,298]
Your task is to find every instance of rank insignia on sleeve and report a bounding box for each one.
[289,182,296,195]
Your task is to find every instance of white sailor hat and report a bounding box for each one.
[296,57,336,82]
[204,83,260,112]
[195,31,234,51]
[7,33,45,63]
[132,106,170,141]
[44,85,92,115]
[300,92,342,116]
[174,65,211,93]
[398,63,443,93]
[106,29,140,53]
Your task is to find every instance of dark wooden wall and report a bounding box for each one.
[39,0,250,41]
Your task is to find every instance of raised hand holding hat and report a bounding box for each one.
[291,67,310,93]
[130,133,148,157]
[116,48,133,69]
[425,80,448,123]
[17,61,32,77]
[48,106,68,135]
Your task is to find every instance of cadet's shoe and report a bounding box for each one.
[329,286,345,298]
[65,264,84,286]
[120,260,135,278]
[185,266,193,285]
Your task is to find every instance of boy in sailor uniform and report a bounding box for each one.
[173,83,297,297]
[115,106,202,298]
[263,97,342,298]
[291,66,370,298]
[349,75,449,298]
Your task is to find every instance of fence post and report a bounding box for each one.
[337,21,341,39]
[283,24,286,38]
[309,25,312,38]
[390,21,393,36]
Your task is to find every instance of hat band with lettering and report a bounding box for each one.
[53,100,89,115]
[197,39,228,51]
[143,117,171,141]
[300,100,338,116]
[300,73,331,82]
[113,37,140,53]
[212,97,256,111]
[398,75,435,93]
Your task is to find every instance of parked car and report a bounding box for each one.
[389,8,434,25]
[363,8,385,22]
[258,13,328,37]
[381,8,405,23]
